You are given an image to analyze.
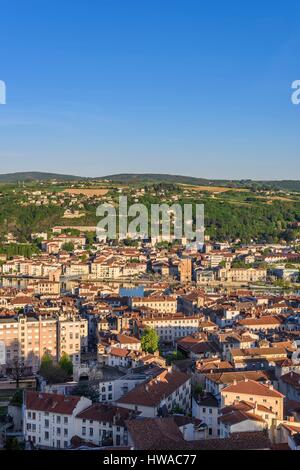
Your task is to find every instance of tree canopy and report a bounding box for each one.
[59,353,73,376]
[141,327,159,354]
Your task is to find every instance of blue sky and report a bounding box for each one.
[0,0,300,179]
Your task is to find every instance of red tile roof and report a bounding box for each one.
[126,417,186,450]
[110,347,130,357]
[222,379,284,398]
[219,409,266,425]
[25,391,83,415]
[76,403,137,425]
[118,369,190,407]
[117,334,140,344]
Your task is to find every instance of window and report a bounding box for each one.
[45,431,49,440]
[82,427,86,436]
[89,428,93,437]
[64,417,68,424]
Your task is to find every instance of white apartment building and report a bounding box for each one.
[75,403,133,447]
[24,391,91,448]
[131,296,177,314]
[114,334,141,351]
[116,369,191,417]
[23,391,135,449]
[91,261,123,279]
[64,262,90,277]
[140,315,201,345]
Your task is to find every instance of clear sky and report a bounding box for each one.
[0,0,300,179]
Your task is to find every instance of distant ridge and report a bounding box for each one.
[0,172,85,182]
[99,174,300,191]
[100,173,217,185]
[0,171,299,191]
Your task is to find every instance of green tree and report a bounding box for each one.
[171,405,184,414]
[5,437,24,450]
[166,351,184,365]
[61,242,74,252]
[40,352,53,371]
[40,363,69,384]
[141,327,159,354]
[59,353,73,377]
[193,383,204,396]
[10,389,23,407]
[40,352,69,384]
[71,382,99,402]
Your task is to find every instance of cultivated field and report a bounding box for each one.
[61,188,109,196]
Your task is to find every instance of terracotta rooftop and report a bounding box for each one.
[117,369,190,407]
[219,409,266,425]
[125,417,186,450]
[76,403,136,426]
[222,379,284,398]
[110,347,131,357]
[116,333,140,344]
[25,391,82,415]
[205,370,273,385]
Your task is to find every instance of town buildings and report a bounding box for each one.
[1,230,300,451]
